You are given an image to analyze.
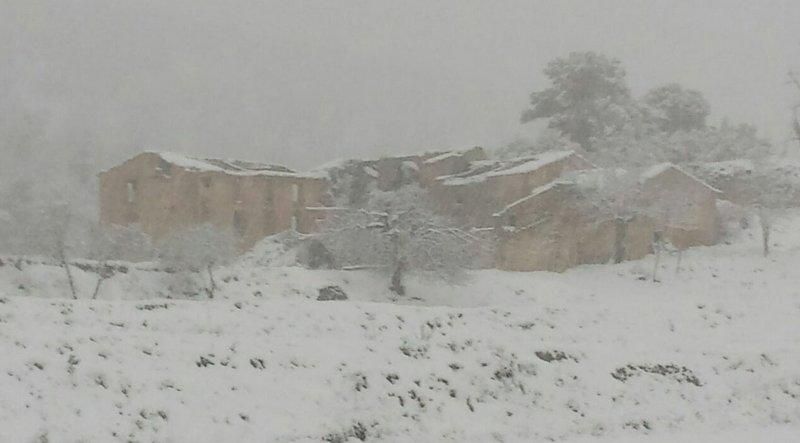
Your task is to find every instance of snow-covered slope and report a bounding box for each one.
[0,214,799,442]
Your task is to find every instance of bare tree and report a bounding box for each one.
[158,224,237,298]
[749,174,793,257]
[15,204,79,298]
[721,164,796,256]
[570,167,701,279]
[86,224,154,299]
[569,169,649,264]
[319,186,492,296]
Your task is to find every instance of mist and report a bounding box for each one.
[3,3,800,441]
[2,0,799,175]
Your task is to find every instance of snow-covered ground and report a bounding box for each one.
[1,212,799,442]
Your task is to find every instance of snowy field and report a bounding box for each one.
[1,214,799,442]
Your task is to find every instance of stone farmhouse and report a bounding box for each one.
[417,147,487,187]
[99,148,723,272]
[492,163,722,272]
[314,147,486,206]
[99,152,327,250]
[431,150,594,227]
[493,179,656,272]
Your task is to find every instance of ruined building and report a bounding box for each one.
[492,163,722,272]
[99,148,722,273]
[99,152,327,250]
[431,150,595,227]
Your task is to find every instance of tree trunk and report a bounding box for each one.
[759,207,771,257]
[58,247,77,299]
[92,262,112,300]
[388,228,406,296]
[389,261,406,296]
[652,232,662,282]
[206,265,217,299]
[652,250,660,282]
[92,276,104,300]
[613,217,628,264]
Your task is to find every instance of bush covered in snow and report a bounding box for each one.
[319,186,493,295]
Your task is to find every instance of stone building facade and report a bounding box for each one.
[98,150,722,269]
[492,163,722,272]
[639,163,722,249]
[493,181,655,272]
[99,152,327,250]
[315,147,487,206]
[431,150,594,227]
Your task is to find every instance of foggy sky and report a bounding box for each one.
[2,0,799,170]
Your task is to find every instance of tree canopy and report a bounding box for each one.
[642,83,710,133]
[521,51,636,151]
[518,51,771,165]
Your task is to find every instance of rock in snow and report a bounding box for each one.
[317,285,349,301]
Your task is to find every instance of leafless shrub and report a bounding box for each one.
[158,224,237,298]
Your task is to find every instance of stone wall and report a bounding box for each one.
[640,167,720,248]
[99,153,327,250]
[494,183,657,272]
[432,153,594,228]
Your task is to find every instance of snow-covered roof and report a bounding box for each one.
[363,166,380,178]
[304,158,353,178]
[437,161,502,186]
[302,147,482,181]
[493,180,569,217]
[401,160,420,171]
[487,150,577,178]
[423,151,460,164]
[640,162,722,194]
[143,151,318,178]
[440,150,580,186]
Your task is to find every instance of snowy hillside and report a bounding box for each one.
[1,213,800,442]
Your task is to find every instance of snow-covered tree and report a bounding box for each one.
[87,224,154,263]
[570,169,651,264]
[587,127,666,168]
[158,224,237,298]
[319,186,492,295]
[642,83,710,134]
[589,122,771,168]
[518,52,772,166]
[13,203,82,298]
[86,224,154,299]
[717,165,796,256]
[521,51,637,151]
